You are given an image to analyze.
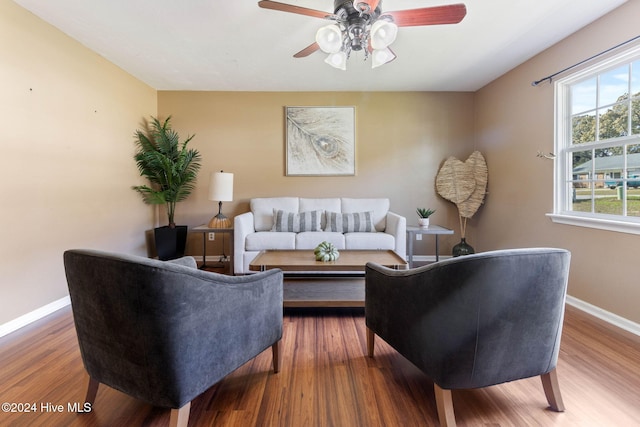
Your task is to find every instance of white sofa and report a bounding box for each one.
[233,197,406,274]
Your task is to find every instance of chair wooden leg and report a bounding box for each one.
[366,327,375,357]
[541,369,565,412]
[272,340,282,373]
[169,402,191,427]
[84,376,99,407]
[434,384,457,427]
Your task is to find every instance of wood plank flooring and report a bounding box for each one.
[1,305,639,426]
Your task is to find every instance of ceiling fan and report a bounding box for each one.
[258,0,467,70]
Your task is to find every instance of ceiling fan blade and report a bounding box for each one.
[258,0,330,20]
[294,42,320,58]
[386,3,467,27]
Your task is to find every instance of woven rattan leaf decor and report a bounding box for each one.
[435,157,475,204]
[436,151,487,218]
[457,151,488,218]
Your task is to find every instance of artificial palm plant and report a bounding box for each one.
[132,116,201,228]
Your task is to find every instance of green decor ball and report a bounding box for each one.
[314,241,340,262]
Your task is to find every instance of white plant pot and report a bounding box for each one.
[418,218,430,228]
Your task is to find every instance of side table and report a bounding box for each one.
[190,225,234,273]
[406,225,454,268]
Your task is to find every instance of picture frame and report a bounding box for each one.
[285,106,356,176]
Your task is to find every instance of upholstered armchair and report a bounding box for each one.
[365,248,571,427]
[63,249,284,427]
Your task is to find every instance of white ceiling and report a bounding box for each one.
[14,0,628,92]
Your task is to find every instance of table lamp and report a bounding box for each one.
[208,170,233,228]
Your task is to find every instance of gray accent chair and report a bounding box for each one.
[63,249,284,427]
[365,248,571,427]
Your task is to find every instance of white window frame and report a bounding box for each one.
[548,44,640,235]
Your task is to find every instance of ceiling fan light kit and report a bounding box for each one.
[325,51,348,70]
[316,24,343,53]
[258,0,466,70]
[371,47,396,69]
[370,19,398,50]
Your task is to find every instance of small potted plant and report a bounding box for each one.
[416,208,435,228]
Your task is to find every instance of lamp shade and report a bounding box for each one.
[371,47,396,68]
[208,171,233,202]
[324,51,348,70]
[316,24,343,54]
[370,20,398,50]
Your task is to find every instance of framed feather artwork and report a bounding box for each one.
[285,106,355,176]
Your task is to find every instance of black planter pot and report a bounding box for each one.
[154,225,188,260]
[452,238,475,257]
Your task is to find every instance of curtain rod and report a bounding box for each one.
[531,34,640,86]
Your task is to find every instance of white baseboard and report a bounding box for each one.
[566,295,640,337]
[0,296,70,338]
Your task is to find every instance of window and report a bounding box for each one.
[551,45,640,234]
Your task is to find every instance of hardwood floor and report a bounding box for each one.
[1,305,639,426]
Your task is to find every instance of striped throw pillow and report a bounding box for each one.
[325,211,375,233]
[271,209,322,232]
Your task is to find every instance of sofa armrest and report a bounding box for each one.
[234,211,255,274]
[385,211,406,259]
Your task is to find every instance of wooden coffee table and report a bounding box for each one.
[250,250,407,307]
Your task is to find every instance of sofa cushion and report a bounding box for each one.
[251,197,299,231]
[341,198,390,232]
[296,232,346,250]
[325,211,376,233]
[271,209,322,232]
[299,198,341,229]
[345,232,395,250]
[246,231,296,251]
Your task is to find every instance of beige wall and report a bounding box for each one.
[473,1,640,323]
[157,91,475,258]
[0,0,157,325]
[4,0,638,328]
